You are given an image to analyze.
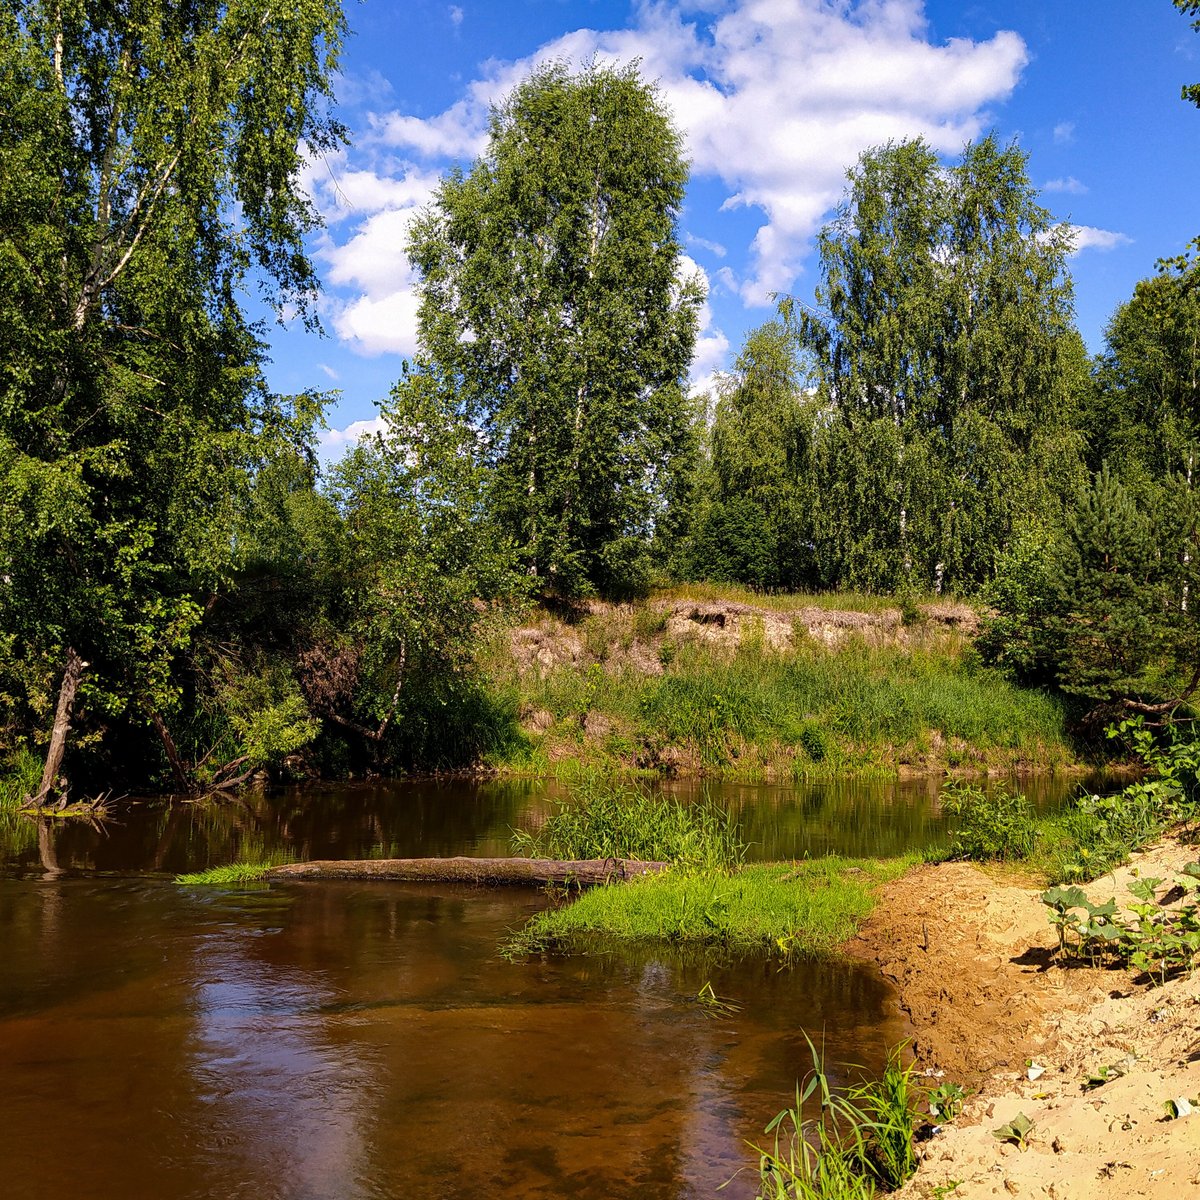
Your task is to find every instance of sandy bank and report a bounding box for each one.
[849,837,1200,1199]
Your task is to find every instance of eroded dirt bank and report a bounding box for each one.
[849,838,1200,1199]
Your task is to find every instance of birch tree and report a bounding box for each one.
[0,0,345,798]
[790,135,1086,593]
[406,61,703,599]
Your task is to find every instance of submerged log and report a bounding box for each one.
[266,856,668,887]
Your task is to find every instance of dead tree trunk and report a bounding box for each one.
[150,711,192,794]
[266,856,668,887]
[33,647,86,806]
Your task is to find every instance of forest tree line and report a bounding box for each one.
[1,2,1199,795]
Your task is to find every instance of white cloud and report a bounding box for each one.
[321,415,389,451]
[1067,225,1133,255]
[320,1,1030,363]
[1043,176,1087,194]
[332,290,422,356]
[1053,120,1075,144]
[317,363,340,381]
[449,5,463,27]
[687,233,728,259]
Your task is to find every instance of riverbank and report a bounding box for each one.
[484,591,1082,781]
[848,833,1200,1199]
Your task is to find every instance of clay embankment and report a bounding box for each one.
[509,598,979,676]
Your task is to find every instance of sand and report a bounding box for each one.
[848,836,1200,1199]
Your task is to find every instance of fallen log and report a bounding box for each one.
[266,856,668,887]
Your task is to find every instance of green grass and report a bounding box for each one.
[175,861,279,885]
[511,774,746,870]
[504,855,918,958]
[0,747,40,810]
[754,1037,926,1200]
[501,629,1072,779]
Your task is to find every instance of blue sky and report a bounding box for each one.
[256,1,1200,458]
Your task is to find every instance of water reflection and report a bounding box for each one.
[186,902,376,1200]
[0,771,1097,877]
[0,773,1095,1198]
[0,877,906,1200]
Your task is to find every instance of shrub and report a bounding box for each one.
[941,782,1038,862]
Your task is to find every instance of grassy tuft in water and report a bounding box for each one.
[504,855,916,959]
[175,860,280,885]
[511,775,746,871]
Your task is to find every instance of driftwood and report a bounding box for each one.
[266,856,668,887]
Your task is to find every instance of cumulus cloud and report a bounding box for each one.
[320,415,390,452]
[449,5,463,27]
[1044,176,1088,194]
[319,0,1030,363]
[1053,120,1075,144]
[1067,225,1133,254]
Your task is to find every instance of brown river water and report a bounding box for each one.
[0,775,1085,1200]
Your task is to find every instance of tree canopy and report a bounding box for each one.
[0,0,346,796]
[405,60,704,599]
[787,135,1087,593]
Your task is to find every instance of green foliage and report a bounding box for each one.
[991,1113,1034,1149]
[684,322,814,591]
[1175,2,1200,108]
[216,660,320,772]
[941,782,1039,862]
[0,0,345,792]
[406,61,702,598]
[978,464,1197,718]
[511,776,746,872]
[787,135,1086,595]
[175,861,278,886]
[0,746,41,810]
[750,1038,940,1200]
[504,856,916,959]
[927,1082,967,1122]
[509,622,1072,778]
[1041,863,1200,984]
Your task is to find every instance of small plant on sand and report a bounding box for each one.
[926,1081,967,1121]
[1040,863,1200,984]
[991,1112,1034,1149]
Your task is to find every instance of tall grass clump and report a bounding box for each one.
[511,775,746,871]
[0,746,40,809]
[752,1037,923,1200]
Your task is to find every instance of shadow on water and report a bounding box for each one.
[0,772,1099,1199]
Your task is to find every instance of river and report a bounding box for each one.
[0,774,1085,1199]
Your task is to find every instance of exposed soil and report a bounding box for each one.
[507,597,980,676]
[849,837,1200,1199]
